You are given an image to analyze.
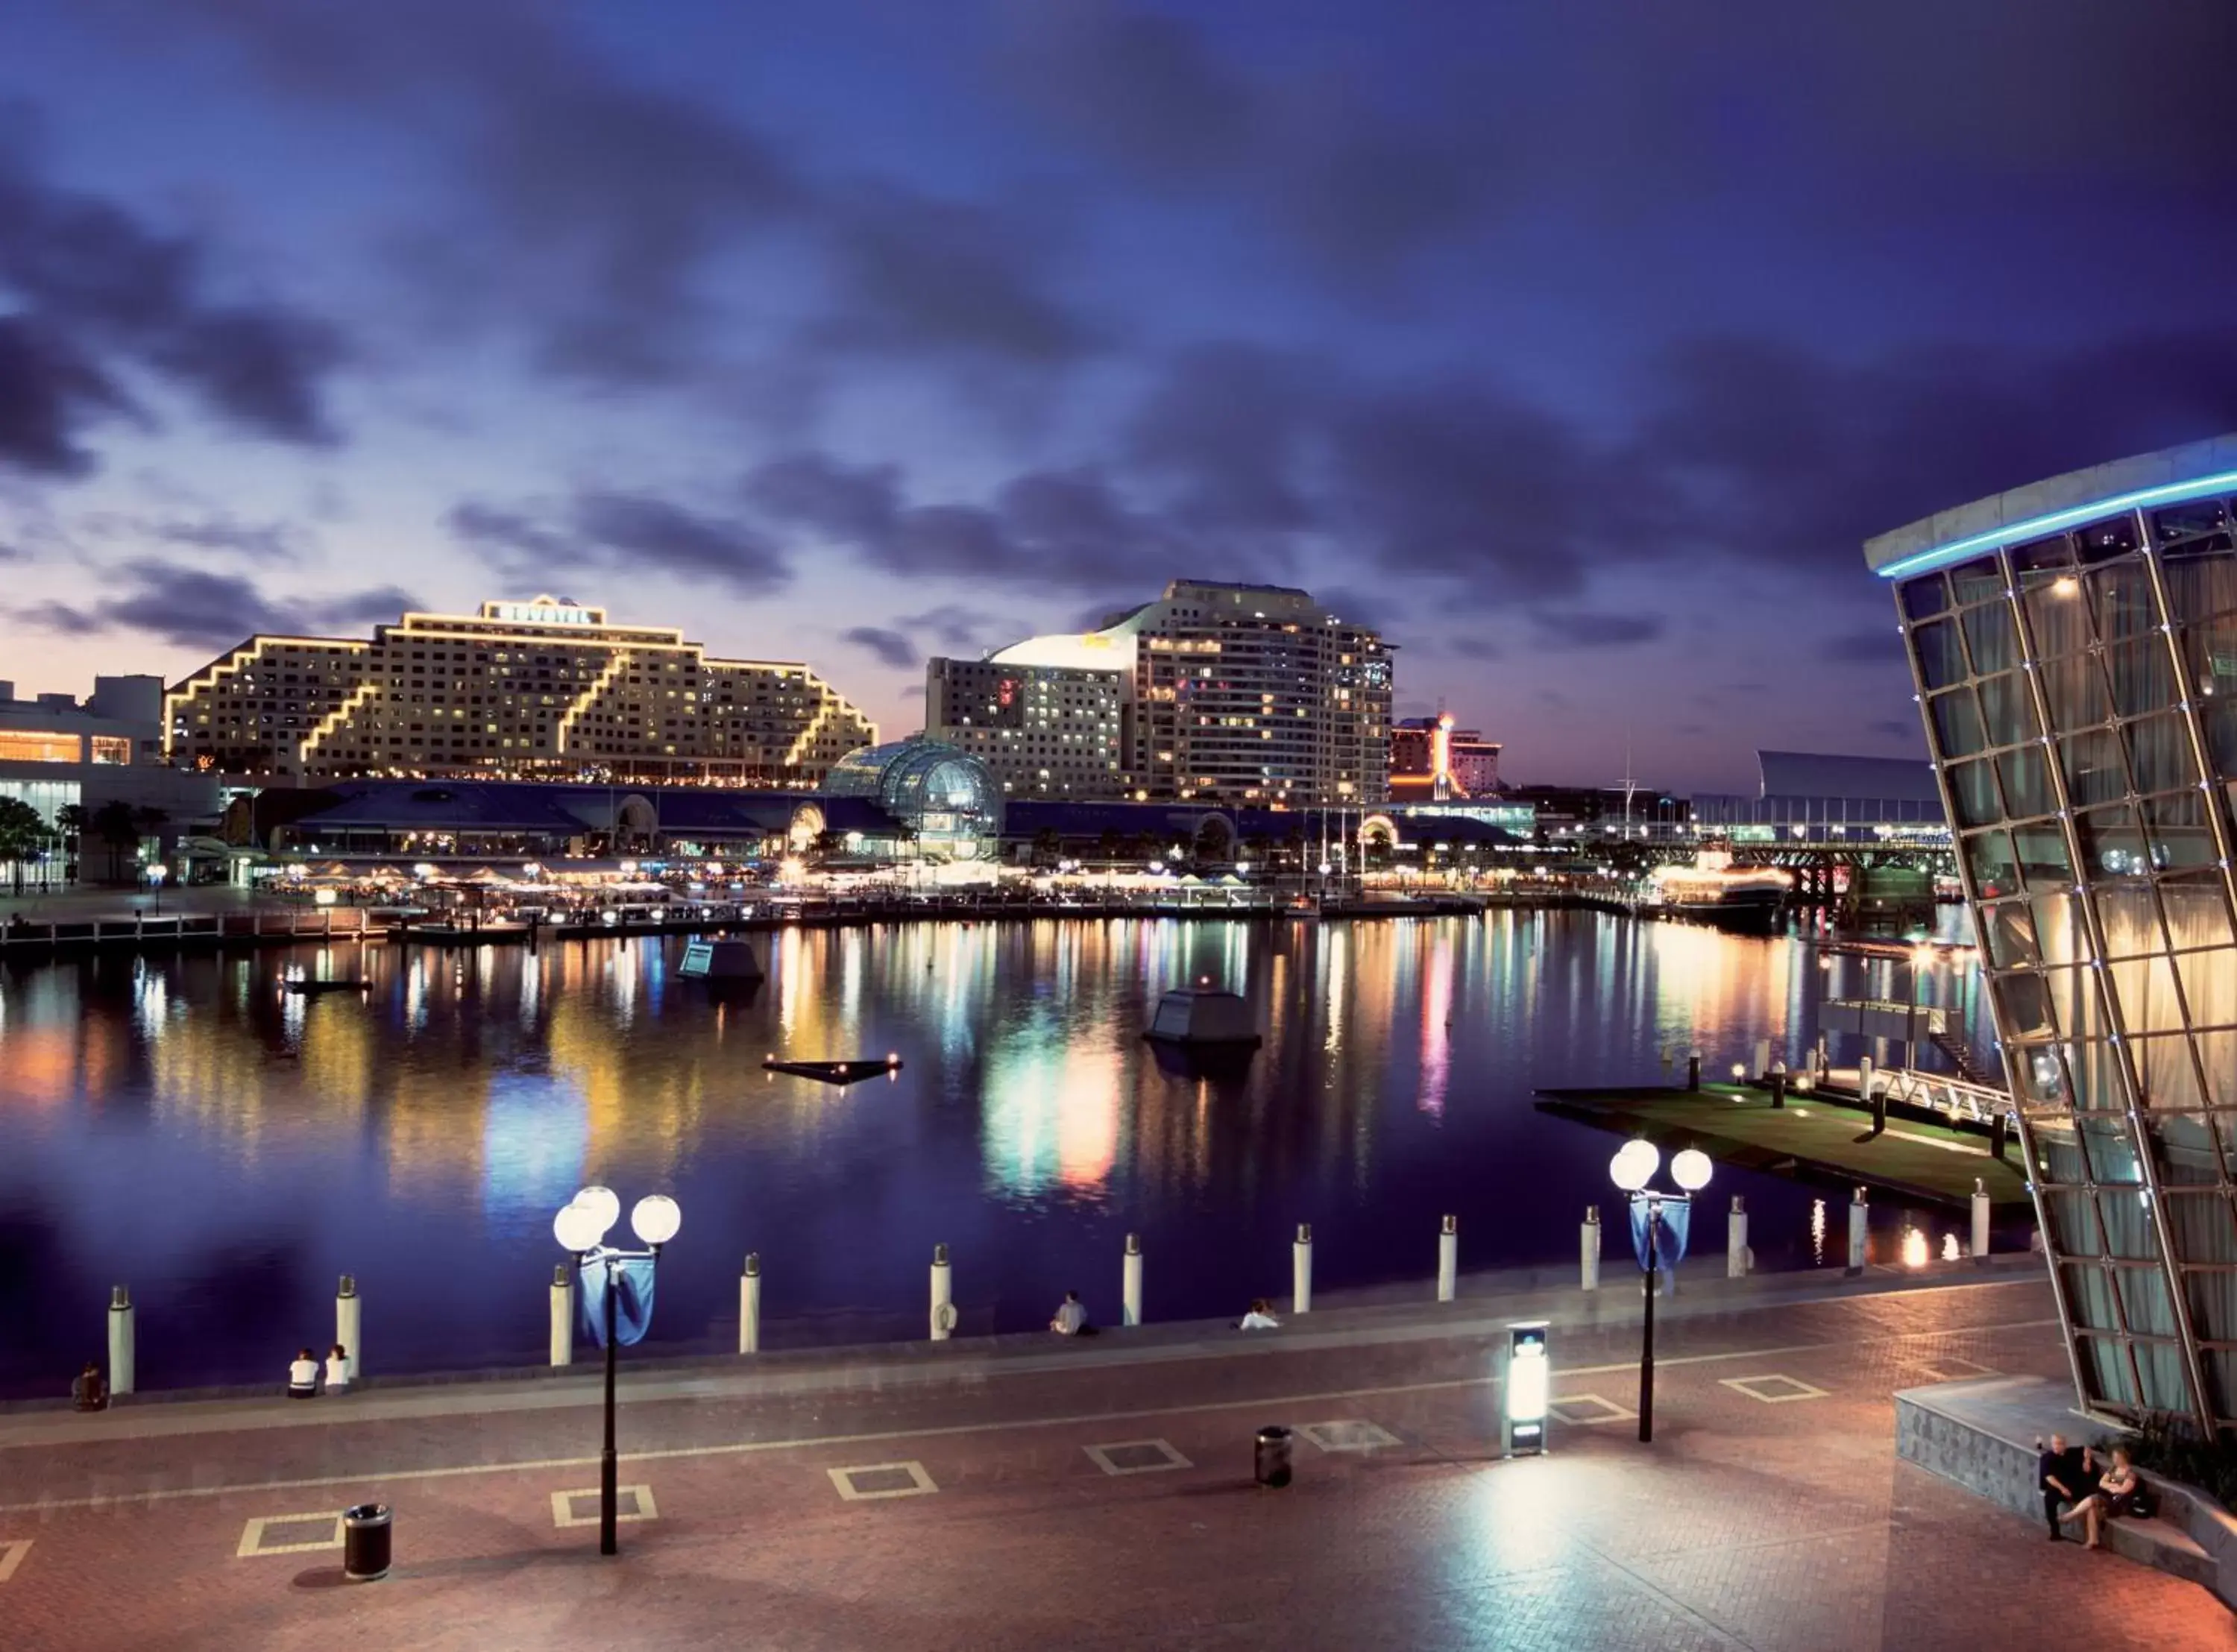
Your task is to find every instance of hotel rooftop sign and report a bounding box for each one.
[479,597,604,626]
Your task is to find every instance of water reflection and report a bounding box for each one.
[0,911,2005,1393]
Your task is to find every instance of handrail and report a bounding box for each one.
[1866,1063,2016,1123]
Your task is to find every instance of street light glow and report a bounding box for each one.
[630,1194,682,1246]
[1610,1140,1658,1192]
[1671,1147,1714,1192]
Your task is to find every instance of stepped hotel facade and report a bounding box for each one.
[165,596,876,787]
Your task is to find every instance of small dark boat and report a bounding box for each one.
[1144,988,1262,1049]
[280,978,370,996]
[762,1053,902,1085]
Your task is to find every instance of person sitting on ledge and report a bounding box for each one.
[2066,1445,2142,1551]
[71,1361,107,1413]
[287,1347,320,1399]
[1049,1290,1094,1336]
[2036,1433,2090,1541]
[1239,1298,1280,1331]
[324,1343,351,1393]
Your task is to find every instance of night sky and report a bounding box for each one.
[4,1,2237,790]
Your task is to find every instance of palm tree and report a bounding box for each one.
[0,798,49,895]
[89,800,141,883]
[54,803,86,884]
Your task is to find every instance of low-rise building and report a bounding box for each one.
[0,678,223,879]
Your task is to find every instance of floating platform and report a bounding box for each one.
[1534,1082,2033,1211]
[763,1055,902,1085]
[679,938,764,981]
[1144,988,1262,1048]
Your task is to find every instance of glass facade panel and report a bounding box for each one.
[1950,555,2004,605]
[1929,688,1986,757]
[2010,823,2072,888]
[2177,951,2237,1030]
[1946,758,2001,827]
[2058,728,2127,804]
[1976,672,2040,743]
[1963,603,2022,675]
[1962,828,2019,898]
[1997,746,2056,819]
[1911,618,1969,689]
[2087,559,2159,636]
[2181,614,2237,699]
[2024,578,2094,658]
[2040,655,2110,729]
[1901,573,1951,620]
[2107,638,2179,718]
[1983,898,2040,967]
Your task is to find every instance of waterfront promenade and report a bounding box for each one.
[2,1273,2227,1651]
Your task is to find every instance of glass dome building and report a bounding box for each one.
[1867,434,2237,1435]
[819,738,1004,857]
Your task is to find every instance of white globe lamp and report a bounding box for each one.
[631,1194,682,1246]
[553,1203,605,1252]
[1670,1148,1714,1193]
[570,1185,620,1239]
[1610,1141,1658,1192]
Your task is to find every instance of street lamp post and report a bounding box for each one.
[553,1185,682,1556]
[1610,1141,1713,1443]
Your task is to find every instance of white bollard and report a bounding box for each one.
[108,1285,134,1396]
[1582,1205,1601,1291]
[1858,1055,1875,1099]
[1971,1179,1991,1265]
[1122,1233,1143,1328]
[1436,1214,1458,1303]
[550,1265,573,1366]
[336,1274,361,1381]
[1847,1185,1869,1276]
[930,1243,954,1340]
[1728,1196,1749,1279]
[1752,1038,1771,1080]
[740,1252,762,1354]
[1292,1223,1313,1315]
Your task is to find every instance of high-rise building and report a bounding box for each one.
[1868,434,2237,1434]
[987,579,1391,806]
[1388,713,1501,801]
[165,596,876,786]
[922,656,1126,798]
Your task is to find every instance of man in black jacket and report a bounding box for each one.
[2037,1433,2093,1539]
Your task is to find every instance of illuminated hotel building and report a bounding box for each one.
[922,657,1126,798]
[986,580,1391,806]
[0,676,218,849]
[1388,713,1501,802]
[165,596,876,786]
[1869,435,2237,1434]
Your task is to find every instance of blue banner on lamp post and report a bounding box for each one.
[579,1253,657,1347]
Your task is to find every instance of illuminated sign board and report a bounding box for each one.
[486,600,597,626]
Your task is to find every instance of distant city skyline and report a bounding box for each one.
[5,4,2237,790]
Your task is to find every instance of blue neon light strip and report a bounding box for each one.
[1875,467,2237,581]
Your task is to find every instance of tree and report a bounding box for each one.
[89,800,141,883]
[0,798,49,896]
[54,803,86,883]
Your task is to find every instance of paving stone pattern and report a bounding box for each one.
[1,1279,2230,1651]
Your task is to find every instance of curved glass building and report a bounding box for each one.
[1867,435,2237,1432]
[820,738,1004,857]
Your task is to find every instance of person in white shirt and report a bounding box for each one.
[1049,1291,1089,1335]
[324,1343,350,1394]
[287,1348,319,1398]
[1239,1298,1280,1331]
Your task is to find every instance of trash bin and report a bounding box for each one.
[342,1503,391,1581]
[1254,1425,1293,1489]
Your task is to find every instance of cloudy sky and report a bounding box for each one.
[4,1,2236,789]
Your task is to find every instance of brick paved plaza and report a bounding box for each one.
[1,1275,2230,1651]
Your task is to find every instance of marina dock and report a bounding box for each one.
[1535,1082,2033,1211]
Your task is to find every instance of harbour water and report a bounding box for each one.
[0,910,1998,1397]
